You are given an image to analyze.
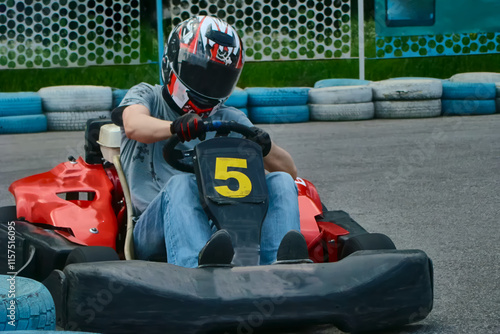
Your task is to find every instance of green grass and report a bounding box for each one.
[2,17,500,92]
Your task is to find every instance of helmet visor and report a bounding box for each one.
[175,52,242,99]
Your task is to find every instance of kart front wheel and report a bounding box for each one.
[65,246,119,266]
[340,233,396,259]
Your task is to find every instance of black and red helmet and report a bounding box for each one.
[162,16,245,117]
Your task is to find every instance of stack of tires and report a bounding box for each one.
[0,275,56,331]
[444,72,500,115]
[38,86,113,131]
[112,88,129,109]
[0,92,47,134]
[225,87,248,116]
[245,87,310,124]
[313,78,372,88]
[308,85,374,121]
[370,79,443,119]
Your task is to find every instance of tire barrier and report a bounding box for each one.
[224,88,248,117]
[371,79,443,119]
[46,111,111,131]
[0,275,56,331]
[246,87,310,124]
[37,86,113,131]
[314,78,372,88]
[2,74,500,134]
[0,93,46,134]
[449,72,500,113]
[308,85,374,121]
[112,89,129,109]
[38,86,113,113]
[375,100,442,119]
[0,93,43,117]
[0,115,48,134]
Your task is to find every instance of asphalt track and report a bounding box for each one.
[0,115,499,334]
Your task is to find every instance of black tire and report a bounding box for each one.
[340,233,396,259]
[0,275,56,331]
[0,206,17,222]
[65,246,119,266]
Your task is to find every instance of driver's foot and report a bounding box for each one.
[198,229,234,268]
[275,230,312,264]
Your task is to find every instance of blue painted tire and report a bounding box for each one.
[112,89,129,109]
[0,93,42,117]
[249,105,309,124]
[0,115,48,134]
[314,79,371,88]
[245,87,310,106]
[225,89,248,108]
[0,275,56,331]
[442,82,496,100]
[442,99,496,116]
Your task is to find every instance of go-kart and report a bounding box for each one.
[0,119,433,333]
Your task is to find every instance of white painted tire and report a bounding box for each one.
[46,111,111,131]
[449,72,500,83]
[374,100,442,119]
[370,79,442,101]
[309,103,374,121]
[38,86,113,112]
[308,86,373,104]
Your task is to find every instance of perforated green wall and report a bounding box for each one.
[376,33,500,58]
[0,0,141,69]
[168,0,352,61]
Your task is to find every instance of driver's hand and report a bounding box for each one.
[170,113,206,142]
[247,126,272,156]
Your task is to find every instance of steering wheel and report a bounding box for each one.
[163,120,257,173]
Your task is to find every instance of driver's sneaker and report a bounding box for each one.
[275,230,313,264]
[198,229,234,268]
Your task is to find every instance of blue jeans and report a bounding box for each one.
[133,172,300,268]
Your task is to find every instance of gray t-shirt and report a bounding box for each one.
[113,83,253,216]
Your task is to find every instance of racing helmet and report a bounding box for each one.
[162,16,244,117]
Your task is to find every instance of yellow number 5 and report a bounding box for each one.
[214,158,252,198]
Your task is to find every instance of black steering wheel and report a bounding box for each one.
[163,120,257,173]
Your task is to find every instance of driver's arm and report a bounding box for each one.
[122,104,174,144]
[263,142,298,180]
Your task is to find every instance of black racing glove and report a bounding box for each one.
[170,113,206,142]
[247,126,272,156]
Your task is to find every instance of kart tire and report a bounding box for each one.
[340,233,396,259]
[308,85,373,104]
[0,275,56,331]
[225,88,248,108]
[370,79,442,101]
[0,115,48,134]
[245,87,310,106]
[112,88,129,109]
[442,82,496,100]
[314,78,371,88]
[442,99,496,116]
[248,105,309,124]
[374,99,442,118]
[65,246,119,266]
[0,92,43,117]
[449,72,500,83]
[309,103,374,121]
[38,86,113,113]
[45,111,111,131]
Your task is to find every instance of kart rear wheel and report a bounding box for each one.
[65,246,119,266]
[340,233,396,259]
